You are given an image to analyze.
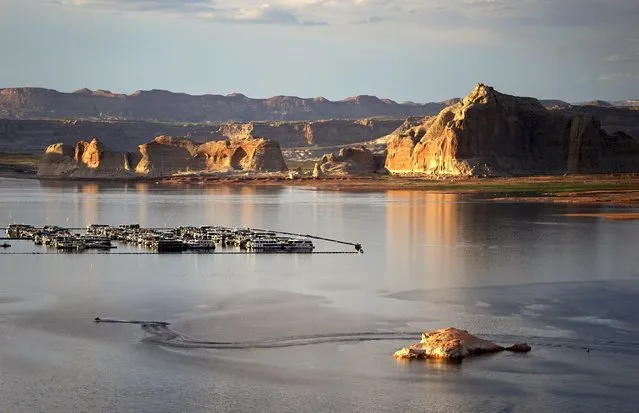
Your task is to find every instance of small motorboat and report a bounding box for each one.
[0,243,11,248]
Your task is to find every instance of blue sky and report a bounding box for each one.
[1,0,638,102]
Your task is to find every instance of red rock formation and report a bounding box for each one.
[37,135,288,179]
[385,84,639,176]
[37,143,77,177]
[136,136,204,177]
[38,138,135,178]
[197,138,287,172]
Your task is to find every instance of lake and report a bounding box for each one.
[1,177,639,412]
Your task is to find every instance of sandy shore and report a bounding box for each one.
[3,168,639,206]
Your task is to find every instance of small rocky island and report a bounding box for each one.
[393,328,531,361]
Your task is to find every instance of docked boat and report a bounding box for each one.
[87,224,110,235]
[54,235,82,250]
[184,239,216,250]
[284,239,315,253]
[6,224,36,239]
[79,235,113,250]
[153,239,185,253]
[246,238,284,252]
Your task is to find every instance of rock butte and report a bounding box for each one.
[385,83,639,176]
[37,135,288,178]
[393,328,532,361]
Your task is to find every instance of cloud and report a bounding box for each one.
[355,16,385,25]
[43,0,639,31]
[48,0,326,25]
[603,53,639,63]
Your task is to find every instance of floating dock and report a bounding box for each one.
[4,223,363,254]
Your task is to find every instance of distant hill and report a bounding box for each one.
[539,99,572,108]
[0,88,450,122]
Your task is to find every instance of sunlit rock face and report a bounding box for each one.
[384,84,639,176]
[38,138,136,178]
[196,137,288,173]
[38,135,288,178]
[393,327,531,361]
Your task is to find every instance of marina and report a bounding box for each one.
[4,223,363,254]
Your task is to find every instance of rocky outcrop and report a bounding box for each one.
[313,146,377,176]
[385,84,639,176]
[37,143,77,177]
[197,138,287,172]
[136,136,204,177]
[393,328,531,361]
[38,138,136,178]
[38,135,288,179]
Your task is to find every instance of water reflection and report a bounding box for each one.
[80,183,100,227]
[385,192,463,290]
[135,183,149,227]
[394,357,463,373]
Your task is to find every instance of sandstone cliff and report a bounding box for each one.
[197,138,287,172]
[37,135,287,178]
[38,138,136,178]
[313,146,377,176]
[385,84,639,176]
[136,136,205,177]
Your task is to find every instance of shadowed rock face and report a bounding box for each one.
[38,135,288,178]
[393,327,531,361]
[136,136,205,177]
[313,146,377,176]
[385,84,639,176]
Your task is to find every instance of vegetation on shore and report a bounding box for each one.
[0,152,40,175]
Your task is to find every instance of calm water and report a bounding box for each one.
[1,177,639,412]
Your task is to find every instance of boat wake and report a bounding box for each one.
[94,318,639,355]
[95,318,421,349]
[141,323,420,349]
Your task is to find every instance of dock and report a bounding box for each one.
[3,223,364,254]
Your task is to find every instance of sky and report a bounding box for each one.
[0,0,638,102]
